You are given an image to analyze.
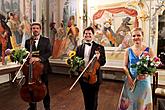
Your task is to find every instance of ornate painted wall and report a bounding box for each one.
[0,0,164,62]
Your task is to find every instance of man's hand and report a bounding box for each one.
[95,50,100,60]
[29,57,41,64]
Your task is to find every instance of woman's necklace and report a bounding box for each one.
[134,45,143,52]
[135,47,142,51]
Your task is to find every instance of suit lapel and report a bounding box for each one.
[80,44,85,58]
[36,35,42,50]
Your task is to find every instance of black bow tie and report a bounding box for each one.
[85,43,91,46]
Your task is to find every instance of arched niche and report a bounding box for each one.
[158,10,165,53]
[157,10,165,68]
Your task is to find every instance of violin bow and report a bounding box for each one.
[12,52,30,83]
[69,54,97,91]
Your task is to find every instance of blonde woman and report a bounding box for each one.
[121,27,154,110]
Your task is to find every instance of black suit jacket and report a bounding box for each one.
[76,41,106,84]
[25,36,52,83]
[25,36,52,63]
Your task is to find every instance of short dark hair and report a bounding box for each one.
[83,27,94,35]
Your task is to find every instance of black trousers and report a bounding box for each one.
[80,81,100,110]
[28,74,50,110]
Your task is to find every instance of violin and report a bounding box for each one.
[19,39,47,102]
[69,46,101,90]
[83,46,101,84]
[83,56,100,84]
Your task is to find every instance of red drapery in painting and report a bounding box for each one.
[93,7,138,27]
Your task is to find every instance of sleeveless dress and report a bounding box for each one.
[121,47,152,110]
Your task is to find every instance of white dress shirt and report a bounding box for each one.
[84,43,92,66]
[34,36,40,48]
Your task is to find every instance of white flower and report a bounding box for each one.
[146,56,150,61]
[150,62,154,66]
[144,64,148,68]
[137,61,140,65]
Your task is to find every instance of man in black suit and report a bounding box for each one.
[76,27,106,110]
[25,22,51,110]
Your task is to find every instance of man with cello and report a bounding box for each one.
[24,22,51,110]
[76,27,106,110]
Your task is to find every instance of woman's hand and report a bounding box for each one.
[127,76,134,89]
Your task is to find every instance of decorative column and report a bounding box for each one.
[83,0,87,29]
[46,0,49,37]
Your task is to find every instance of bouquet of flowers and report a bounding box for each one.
[66,51,85,74]
[131,51,161,75]
[5,48,29,64]
[130,51,161,92]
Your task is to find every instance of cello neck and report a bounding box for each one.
[28,38,34,84]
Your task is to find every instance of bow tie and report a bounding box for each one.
[34,37,38,40]
[85,42,91,46]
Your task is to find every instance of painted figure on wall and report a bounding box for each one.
[20,15,31,48]
[52,16,80,59]
[49,22,57,48]
[93,24,103,45]
[52,21,67,59]
[6,12,22,48]
[63,0,70,29]
[93,23,110,47]
[57,21,66,39]
[66,15,79,51]
[102,18,116,47]
[0,18,12,64]
[115,17,132,50]
[92,16,133,48]
[13,13,22,44]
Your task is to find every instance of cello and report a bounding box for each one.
[19,38,47,102]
